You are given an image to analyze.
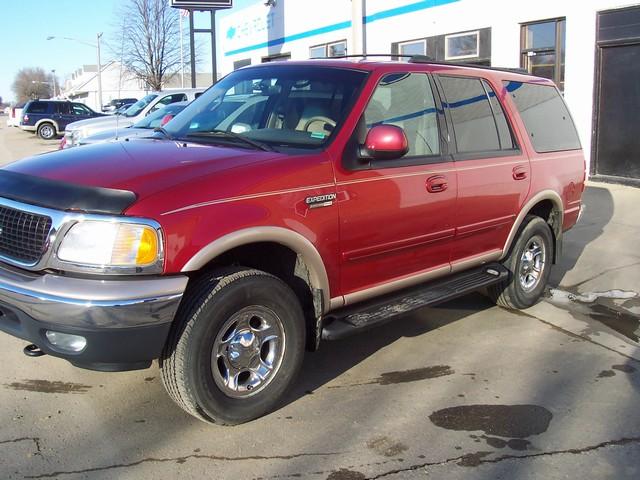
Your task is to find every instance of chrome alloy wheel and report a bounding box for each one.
[211,306,286,398]
[519,235,546,292]
[39,125,55,139]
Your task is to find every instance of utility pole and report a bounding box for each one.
[351,0,366,55]
[97,32,103,110]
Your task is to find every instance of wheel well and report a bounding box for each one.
[527,199,562,262]
[37,121,57,133]
[188,242,319,351]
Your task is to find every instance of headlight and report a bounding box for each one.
[57,221,161,269]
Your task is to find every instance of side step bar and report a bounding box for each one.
[322,263,509,341]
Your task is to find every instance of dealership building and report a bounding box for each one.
[212,0,640,183]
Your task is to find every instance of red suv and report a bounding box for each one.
[0,58,585,424]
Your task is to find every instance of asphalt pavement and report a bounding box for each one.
[0,122,639,480]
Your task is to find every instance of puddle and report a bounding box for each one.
[429,404,552,438]
[328,365,454,389]
[376,365,454,385]
[475,435,531,451]
[547,288,640,342]
[367,436,408,457]
[4,379,92,394]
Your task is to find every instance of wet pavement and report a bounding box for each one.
[0,127,639,479]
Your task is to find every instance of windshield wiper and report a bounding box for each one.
[185,130,273,152]
[153,126,174,140]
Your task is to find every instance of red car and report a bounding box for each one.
[0,58,585,424]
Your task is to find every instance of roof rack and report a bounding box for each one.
[408,55,532,75]
[319,53,532,76]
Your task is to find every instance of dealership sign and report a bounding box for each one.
[170,0,233,9]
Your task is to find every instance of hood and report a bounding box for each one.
[5,138,284,205]
[66,116,136,135]
[80,127,153,145]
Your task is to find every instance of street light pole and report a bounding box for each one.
[46,35,103,110]
[97,33,103,110]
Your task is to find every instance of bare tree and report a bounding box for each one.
[118,0,182,90]
[11,67,53,102]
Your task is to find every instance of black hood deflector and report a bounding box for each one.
[0,170,137,215]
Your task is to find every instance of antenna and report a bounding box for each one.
[115,19,126,140]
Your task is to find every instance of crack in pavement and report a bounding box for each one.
[23,451,341,479]
[561,262,640,290]
[514,307,640,364]
[0,437,41,455]
[366,436,640,479]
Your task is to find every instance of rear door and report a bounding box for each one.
[435,74,530,267]
[336,71,457,300]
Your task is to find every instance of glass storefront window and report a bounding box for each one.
[521,18,566,90]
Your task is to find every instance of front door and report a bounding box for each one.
[335,72,456,300]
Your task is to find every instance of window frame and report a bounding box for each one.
[444,30,480,60]
[398,39,427,57]
[520,17,566,90]
[343,72,451,171]
[327,40,347,57]
[434,74,522,162]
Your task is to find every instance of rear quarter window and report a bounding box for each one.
[504,81,581,153]
[25,102,48,114]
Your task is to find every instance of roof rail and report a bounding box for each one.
[315,53,534,76]
[409,55,532,76]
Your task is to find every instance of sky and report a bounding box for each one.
[0,0,255,103]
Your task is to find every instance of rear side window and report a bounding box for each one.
[25,102,48,114]
[504,81,581,153]
[439,76,501,153]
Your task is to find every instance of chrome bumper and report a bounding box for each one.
[0,263,188,371]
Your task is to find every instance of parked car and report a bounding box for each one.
[19,100,105,139]
[61,102,188,149]
[6,102,25,127]
[102,98,138,113]
[63,89,204,148]
[0,59,585,425]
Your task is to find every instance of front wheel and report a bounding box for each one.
[488,215,553,309]
[160,268,306,425]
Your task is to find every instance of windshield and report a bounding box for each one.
[123,94,158,118]
[133,103,187,129]
[164,66,368,149]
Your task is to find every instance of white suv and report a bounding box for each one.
[64,89,205,148]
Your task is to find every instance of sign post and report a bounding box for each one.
[170,0,233,88]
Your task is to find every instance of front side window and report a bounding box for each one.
[439,76,502,153]
[504,81,580,153]
[521,18,566,90]
[72,104,91,116]
[364,73,440,157]
[164,66,367,149]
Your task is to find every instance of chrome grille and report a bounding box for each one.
[0,206,52,264]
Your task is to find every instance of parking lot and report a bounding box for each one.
[0,123,639,480]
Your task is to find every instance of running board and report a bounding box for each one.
[322,263,509,341]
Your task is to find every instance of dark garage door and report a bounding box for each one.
[593,7,640,181]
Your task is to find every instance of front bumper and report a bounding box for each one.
[0,263,188,371]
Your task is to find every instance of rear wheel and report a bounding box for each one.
[488,215,553,309]
[37,123,56,140]
[160,268,306,425]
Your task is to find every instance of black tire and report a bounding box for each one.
[37,122,56,140]
[487,215,554,309]
[160,268,306,425]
